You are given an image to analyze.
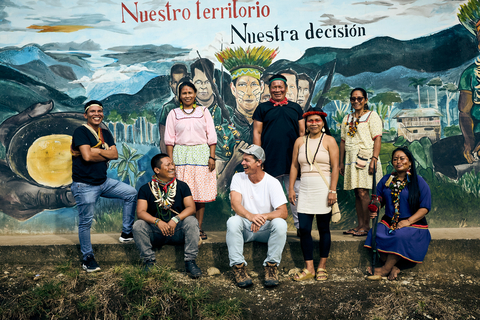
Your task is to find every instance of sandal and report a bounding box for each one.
[343,228,358,235]
[293,269,314,281]
[352,229,369,237]
[316,268,328,281]
[200,230,208,240]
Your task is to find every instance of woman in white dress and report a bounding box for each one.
[289,107,339,281]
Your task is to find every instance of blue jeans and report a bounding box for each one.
[71,178,137,259]
[276,174,300,229]
[226,215,287,267]
[132,216,199,263]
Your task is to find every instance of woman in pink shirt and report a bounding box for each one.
[165,81,217,240]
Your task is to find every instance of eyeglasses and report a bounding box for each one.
[306,119,322,123]
[350,97,364,102]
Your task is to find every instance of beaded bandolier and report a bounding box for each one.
[149,175,178,221]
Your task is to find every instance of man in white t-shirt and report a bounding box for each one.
[227,144,288,288]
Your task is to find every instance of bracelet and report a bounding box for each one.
[209,156,216,161]
[328,190,337,194]
[154,218,160,226]
[171,216,180,224]
[371,156,378,160]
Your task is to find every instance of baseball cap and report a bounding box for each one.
[239,144,266,163]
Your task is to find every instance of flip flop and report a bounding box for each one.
[343,228,358,235]
[352,229,369,237]
[293,269,315,281]
[316,268,328,281]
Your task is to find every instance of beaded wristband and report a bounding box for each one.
[154,218,160,226]
[171,216,180,224]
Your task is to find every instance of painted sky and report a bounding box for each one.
[0,0,470,63]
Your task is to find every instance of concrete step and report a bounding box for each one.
[1,229,479,275]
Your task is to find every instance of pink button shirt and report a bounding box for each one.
[164,107,217,146]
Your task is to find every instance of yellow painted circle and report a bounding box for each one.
[26,134,73,187]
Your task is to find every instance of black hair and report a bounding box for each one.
[177,80,197,105]
[268,73,288,87]
[170,63,188,78]
[190,58,214,79]
[350,87,369,110]
[151,153,170,171]
[84,100,103,113]
[304,107,331,136]
[391,147,420,213]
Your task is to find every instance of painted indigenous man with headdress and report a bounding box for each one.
[457,1,480,163]
[215,46,278,191]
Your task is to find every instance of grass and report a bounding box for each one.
[0,263,243,320]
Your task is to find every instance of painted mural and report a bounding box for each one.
[1,0,479,234]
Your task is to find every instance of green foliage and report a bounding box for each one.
[107,109,122,122]
[444,125,462,137]
[370,91,402,106]
[408,77,427,88]
[202,299,242,320]
[77,294,99,313]
[92,200,124,233]
[457,170,480,197]
[55,260,80,278]
[458,0,480,35]
[110,143,145,188]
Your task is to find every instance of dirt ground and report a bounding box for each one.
[1,263,479,320]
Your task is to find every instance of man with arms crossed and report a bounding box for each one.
[253,74,305,231]
[71,100,137,272]
[132,153,202,278]
[227,144,288,288]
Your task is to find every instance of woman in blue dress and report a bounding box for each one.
[365,147,431,280]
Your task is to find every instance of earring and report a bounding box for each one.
[322,127,325,133]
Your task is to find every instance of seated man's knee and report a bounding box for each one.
[227,215,244,231]
[270,218,288,233]
[182,216,199,229]
[133,219,149,233]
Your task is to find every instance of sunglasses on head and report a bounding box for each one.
[350,97,364,102]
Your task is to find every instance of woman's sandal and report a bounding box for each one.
[352,229,369,237]
[293,269,315,281]
[343,228,358,235]
[316,268,328,281]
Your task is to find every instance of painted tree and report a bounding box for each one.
[427,77,443,109]
[440,83,459,126]
[110,143,145,188]
[319,83,352,129]
[370,91,402,129]
[408,77,427,108]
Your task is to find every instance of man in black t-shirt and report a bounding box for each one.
[71,100,137,273]
[253,74,305,231]
[132,153,202,278]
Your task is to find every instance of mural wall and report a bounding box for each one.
[1,0,480,233]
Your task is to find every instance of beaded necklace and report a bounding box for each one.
[346,110,366,137]
[305,133,324,171]
[149,175,177,221]
[180,102,197,115]
[386,172,409,232]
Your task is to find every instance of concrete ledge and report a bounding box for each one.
[1,229,480,274]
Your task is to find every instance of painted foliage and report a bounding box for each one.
[0,0,479,233]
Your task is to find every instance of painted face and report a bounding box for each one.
[180,85,196,107]
[241,153,260,174]
[193,68,213,103]
[297,79,311,108]
[232,75,262,114]
[350,90,368,111]
[170,72,185,97]
[260,85,271,103]
[84,105,104,128]
[282,73,298,102]
[306,115,323,134]
[392,150,412,174]
[155,156,176,180]
[269,80,287,102]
